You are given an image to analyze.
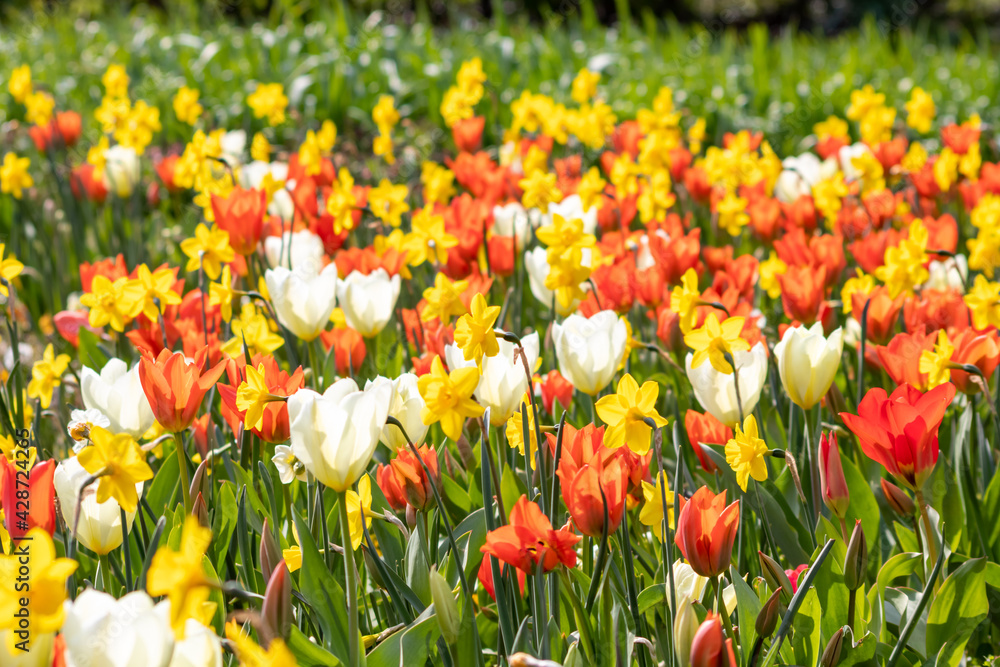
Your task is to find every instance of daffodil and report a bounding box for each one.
[576,166,607,212]
[841,269,875,315]
[134,263,182,321]
[7,65,32,104]
[0,244,24,297]
[670,268,701,333]
[173,85,203,125]
[237,363,286,431]
[421,161,456,205]
[684,314,750,374]
[247,82,288,125]
[80,274,145,332]
[639,471,675,540]
[368,179,410,228]
[536,213,595,265]
[964,274,1000,330]
[919,329,956,389]
[875,219,929,298]
[716,191,750,236]
[454,293,501,368]
[27,344,71,409]
[77,426,154,513]
[404,207,457,267]
[147,515,216,635]
[505,393,539,468]
[222,304,284,357]
[180,223,235,280]
[519,169,562,213]
[102,64,130,98]
[417,355,484,441]
[905,86,935,133]
[759,252,787,300]
[226,620,297,666]
[0,153,33,199]
[725,414,769,491]
[346,474,373,551]
[209,264,235,322]
[421,273,469,324]
[326,168,358,235]
[595,373,669,455]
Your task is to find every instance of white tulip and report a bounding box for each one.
[492,202,532,249]
[220,129,247,167]
[241,161,293,221]
[265,264,338,341]
[103,145,141,198]
[81,359,155,438]
[923,254,968,292]
[524,247,591,317]
[445,332,540,426]
[336,269,401,338]
[287,378,392,492]
[774,323,844,410]
[61,590,173,667]
[552,311,628,396]
[54,457,141,556]
[366,374,427,450]
[162,615,223,667]
[264,229,326,273]
[685,342,768,427]
[773,153,838,203]
[548,194,598,235]
[668,560,736,615]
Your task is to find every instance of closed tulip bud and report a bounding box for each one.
[429,567,461,645]
[190,455,211,501]
[843,520,867,590]
[260,518,281,583]
[756,588,783,637]
[192,492,209,527]
[690,613,737,667]
[674,597,699,667]
[819,432,849,519]
[820,627,845,667]
[758,551,794,600]
[551,311,628,396]
[262,561,292,641]
[881,478,916,517]
[774,324,844,409]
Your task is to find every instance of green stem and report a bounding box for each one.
[712,575,736,646]
[307,337,322,390]
[339,490,361,667]
[98,553,112,593]
[558,568,595,663]
[847,588,857,635]
[174,432,192,514]
[915,489,938,571]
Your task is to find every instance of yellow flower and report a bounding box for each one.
[298,130,323,176]
[209,265,235,322]
[859,105,895,146]
[134,263,183,321]
[222,304,284,357]
[875,219,929,298]
[440,86,477,128]
[670,267,701,333]
[964,275,1000,330]
[639,471,675,540]
[114,99,162,154]
[404,207,457,267]
[87,136,110,179]
[725,414,769,491]
[812,173,848,223]
[814,115,849,141]
[759,252,787,300]
[326,168,358,235]
[27,344,70,410]
[95,94,132,134]
[933,147,960,192]
[8,65,32,104]
[346,475,373,551]
[716,191,749,237]
[417,355,484,441]
[421,273,469,325]
[237,363,277,431]
[905,86,935,133]
[102,64,130,98]
[173,86,203,125]
[505,393,539,468]
[536,213,595,265]
[637,170,676,223]
[368,179,410,228]
[247,82,288,125]
[519,169,562,213]
[960,141,982,181]
[851,151,885,195]
[0,243,24,297]
[901,141,928,173]
[78,426,154,513]
[147,515,215,635]
[251,132,271,162]
[595,373,669,455]
[846,85,885,121]
[919,330,956,390]
[283,545,302,573]
[317,119,337,152]
[180,223,236,280]
[372,94,400,132]
[571,68,601,104]
[545,250,591,311]
[841,269,875,314]
[79,274,145,332]
[688,117,707,154]
[421,162,456,206]
[225,620,297,666]
[0,153,33,199]
[577,167,607,212]
[24,90,55,126]
[0,528,77,655]
[454,293,501,369]
[456,58,487,100]
[684,313,750,374]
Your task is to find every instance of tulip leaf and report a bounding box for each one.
[146,449,180,516]
[730,568,762,664]
[287,625,341,666]
[499,465,524,523]
[925,557,988,663]
[807,538,851,639]
[201,555,226,635]
[839,626,878,667]
[636,583,668,614]
[927,461,966,553]
[838,452,881,547]
[451,508,487,584]
[291,510,350,659]
[77,327,110,372]
[365,614,441,667]
[211,481,238,575]
[442,473,472,515]
[789,588,822,667]
[405,517,433,605]
[876,553,922,600]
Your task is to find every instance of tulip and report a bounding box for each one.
[265,263,339,341]
[241,160,294,221]
[138,347,227,433]
[685,342,768,427]
[103,144,140,198]
[819,628,845,667]
[843,520,867,590]
[80,358,156,438]
[481,495,581,574]
[321,326,367,376]
[211,187,266,256]
[674,487,739,579]
[166,618,224,667]
[376,444,440,511]
[557,453,627,538]
[851,285,904,344]
[60,589,174,667]
[875,327,937,390]
[477,554,526,601]
[264,229,326,272]
[756,589,782,637]
[53,457,141,555]
[949,328,1000,394]
[758,551,794,600]
[778,264,827,324]
[674,597,699,667]
[366,374,428,450]
[492,202,532,249]
[336,268,401,338]
[689,613,737,667]
[218,354,304,444]
[539,369,573,416]
[840,382,956,490]
[262,561,292,641]
[552,311,628,396]
[819,432,850,520]
[684,410,732,473]
[880,478,916,517]
[774,323,844,409]
[287,378,392,492]
[1,457,55,539]
[445,333,540,426]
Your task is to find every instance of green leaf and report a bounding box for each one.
[287,626,341,666]
[789,589,822,667]
[876,552,921,600]
[211,481,238,575]
[925,557,988,663]
[292,510,350,659]
[839,453,880,547]
[839,627,878,667]
[405,517,432,606]
[730,568,762,665]
[146,450,180,516]
[365,614,442,667]
[77,328,110,371]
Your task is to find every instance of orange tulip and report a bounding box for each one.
[690,613,737,667]
[138,347,227,433]
[481,495,580,574]
[218,354,304,444]
[477,554,526,601]
[674,486,739,578]
[539,369,573,416]
[684,410,733,473]
[319,327,367,377]
[452,116,485,153]
[949,328,1000,395]
[212,187,267,256]
[903,289,969,333]
[875,327,936,390]
[851,285,904,344]
[778,263,827,324]
[376,444,440,511]
[1,457,56,540]
[556,436,628,538]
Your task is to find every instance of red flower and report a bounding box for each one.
[539,369,573,416]
[840,382,956,490]
[138,347,227,433]
[851,285,905,344]
[477,554,526,601]
[949,328,1000,395]
[376,445,440,511]
[875,327,937,389]
[690,613,737,667]
[778,264,827,324]
[212,187,266,256]
[453,116,485,153]
[1,457,56,540]
[319,327,367,377]
[674,487,739,578]
[785,564,809,592]
[818,432,849,519]
[218,354,304,444]
[70,164,109,204]
[481,496,580,574]
[156,155,183,193]
[903,289,969,333]
[556,433,628,538]
[684,410,732,473]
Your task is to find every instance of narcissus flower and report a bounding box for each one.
[147,515,216,634]
[226,620,297,665]
[520,169,563,213]
[454,293,501,368]
[674,486,739,579]
[346,474,373,550]
[595,373,669,455]
[404,207,456,267]
[77,426,153,514]
[964,274,1000,330]
[54,456,140,555]
[180,223,235,280]
[684,314,750,374]
[138,347,227,433]
[173,85,203,125]
[639,471,675,541]
[80,274,145,332]
[368,179,410,228]
[670,268,701,334]
[505,393,539,466]
[27,343,70,410]
[918,329,956,389]
[0,153,33,199]
[481,495,580,574]
[417,355,484,441]
[421,273,469,325]
[0,244,24,297]
[247,82,288,125]
[725,414,768,491]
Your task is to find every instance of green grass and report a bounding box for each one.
[1,3,998,155]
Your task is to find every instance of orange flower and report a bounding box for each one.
[949,328,1000,395]
[70,164,109,204]
[1,458,56,540]
[555,426,628,538]
[212,187,267,256]
[477,554,526,601]
[156,155,182,193]
[218,354,304,444]
[684,409,733,473]
[376,445,440,511]
[690,613,737,667]
[481,496,580,575]
[674,486,739,578]
[138,347,227,433]
[903,289,969,333]
[452,116,485,153]
[852,285,905,344]
[539,369,573,416]
[778,264,827,324]
[875,327,937,389]
[319,327,367,377]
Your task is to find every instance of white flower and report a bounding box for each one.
[685,342,768,427]
[54,457,142,556]
[838,142,873,182]
[492,202,532,249]
[923,254,968,293]
[80,358,155,438]
[271,444,307,484]
[774,323,844,410]
[524,247,591,317]
[552,311,628,396]
[773,153,838,203]
[336,269,401,338]
[264,229,326,273]
[241,160,293,221]
[161,614,223,667]
[220,129,247,167]
[265,263,338,341]
[103,145,141,198]
[60,590,173,667]
[67,408,110,446]
[366,374,427,450]
[445,332,540,426]
[287,378,392,492]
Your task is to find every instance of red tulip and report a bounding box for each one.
[477,554,526,601]
[138,347,227,433]
[557,453,627,539]
[481,496,580,574]
[376,445,440,511]
[319,327,367,377]
[1,457,56,540]
[684,410,733,473]
[875,327,936,390]
[949,328,1000,395]
[211,187,267,256]
[852,285,905,344]
[690,613,737,667]
[674,487,740,579]
[539,369,573,416]
[778,264,827,324]
[840,382,956,490]
[818,432,849,519]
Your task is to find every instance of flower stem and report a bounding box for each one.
[174,432,192,514]
[98,553,112,593]
[339,490,361,667]
[915,489,938,570]
[712,574,737,644]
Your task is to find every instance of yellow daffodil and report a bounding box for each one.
[225,620,297,666]
[670,267,701,333]
[716,191,750,237]
[8,65,32,103]
[251,132,271,162]
[919,330,956,389]
[0,244,24,297]
[595,373,669,455]
[27,344,70,409]
[247,82,288,125]
[577,167,607,212]
[964,275,1000,330]
[421,273,469,324]
[454,293,501,368]
[77,426,154,513]
[102,64,129,98]
[346,475,373,551]
[639,471,675,540]
[80,274,145,332]
[180,223,236,280]
[237,363,280,431]
[134,263,182,321]
[421,161,456,206]
[222,304,284,357]
[209,265,235,322]
[684,314,750,374]
[841,269,876,314]
[147,515,215,635]
[173,86,203,125]
[536,213,595,265]
[519,170,562,213]
[905,86,935,133]
[417,355,484,441]
[875,219,929,298]
[725,414,769,491]
[0,153,33,199]
[24,90,55,126]
[368,179,410,228]
[505,393,539,468]
[405,208,458,268]
[759,252,788,300]
[326,168,358,235]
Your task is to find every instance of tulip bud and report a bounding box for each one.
[880,478,916,518]
[843,521,867,591]
[819,627,845,667]
[818,432,849,519]
[674,597,699,667]
[190,455,211,501]
[262,561,292,641]
[192,492,209,528]
[260,518,281,583]
[758,551,794,600]
[690,613,736,667]
[755,588,783,637]
[430,567,461,645]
